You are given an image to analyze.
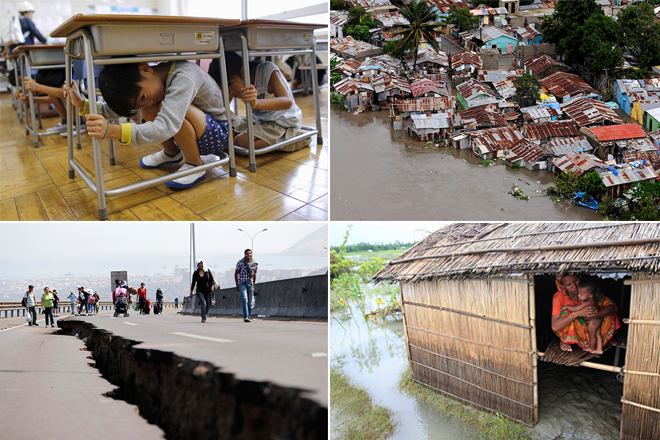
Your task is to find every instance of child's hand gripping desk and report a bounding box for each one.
[50,14,240,221]
[12,44,66,148]
[218,19,327,172]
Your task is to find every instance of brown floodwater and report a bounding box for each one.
[330,108,605,221]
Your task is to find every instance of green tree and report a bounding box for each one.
[446,5,480,32]
[617,2,660,71]
[514,73,543,107]
[624,182,660,220]
[391,0,442,71]
[383,38,411,61]
[541,0,603,62]
[580,14,623,73]
[330,0,345,10]
[346,24,371,42]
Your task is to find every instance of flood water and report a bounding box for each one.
[330,108,605,221]
[330,286,623,440]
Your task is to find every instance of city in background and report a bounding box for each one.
[0,222,328,302]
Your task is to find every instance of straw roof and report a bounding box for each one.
[374,223,660,283]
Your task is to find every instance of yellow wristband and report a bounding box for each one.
[119,123,132,145]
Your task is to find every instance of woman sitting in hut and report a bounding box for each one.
[551,273,621,352]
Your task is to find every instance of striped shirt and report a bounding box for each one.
[251,62,302,129]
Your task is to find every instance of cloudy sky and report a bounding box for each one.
[330,222,452,247]
[0,222,327,279]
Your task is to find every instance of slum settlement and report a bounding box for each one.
[331,0,660,214]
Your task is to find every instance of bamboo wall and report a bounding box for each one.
[621,273,660,440]
[402,278,537,425]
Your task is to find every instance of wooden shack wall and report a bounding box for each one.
[621,273,660,440]
[401,278,537,425]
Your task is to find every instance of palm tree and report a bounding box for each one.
[391,0,443,72]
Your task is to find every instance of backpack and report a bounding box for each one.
[22,296,27,307]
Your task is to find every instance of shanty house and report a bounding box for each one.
[646,107,660,133]
[516,24,543,46]
[407,113,452,141]
[505,139,549,170]
[523,54,570,79]
[456,79,498,110]
[551,151,607,176]
[544,136,593,158]
[581,124,648,160]
[522,120,579,145]
[373,222,660,439]
[451,50,482,81]
[410,79,448,98]
[468,126,524,160]
[561,97,623,127]
[519,104,562,123]
[541,72,600,103]
[464,26,518,54]
[372,74,412,107]
[405,49,449,74]
[392,96,456,117]
[596,164,658,198]
[470,5,508,27]
[330,36,382,62]
[332,77,374,112]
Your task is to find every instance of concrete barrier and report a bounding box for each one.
[182,274,327,319]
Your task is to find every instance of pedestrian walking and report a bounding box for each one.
[155,288,164,315]
[23,285,38,326]
[174,297,179,309]
[52,289,60,317]
[41,287,55,328]
[68,291,76,315]
[190,260,215,323]
[138,283,147,315]
[94,292,100,313]
[88,292,96,314]
[235,249,258,323]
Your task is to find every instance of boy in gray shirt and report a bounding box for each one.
[64,61,229,189]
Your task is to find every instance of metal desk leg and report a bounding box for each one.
[311,36,323,145]
[81,30,107,220]
[75,109,82,150]
[37,103,43,130]
[13,64,23,123]
[219,36,237,177]
[24,56,39,148]
[65,55,75,179]
[240,35,257,172]
[109,136,116,166]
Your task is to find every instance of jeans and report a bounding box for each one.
[238,281,253,319]
[28,306,38,325]
[44,307,54,326]
[197,291,211,321]
[70,301,76,314]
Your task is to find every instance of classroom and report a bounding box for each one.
[0,0,329,221]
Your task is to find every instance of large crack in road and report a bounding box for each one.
[59,319,327,440]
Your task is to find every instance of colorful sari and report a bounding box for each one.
[553,274,621,349]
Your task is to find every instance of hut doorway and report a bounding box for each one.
[532,273,660,440]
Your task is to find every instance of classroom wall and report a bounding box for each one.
[1,0,72,44]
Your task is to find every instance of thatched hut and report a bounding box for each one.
[374,223,660,439]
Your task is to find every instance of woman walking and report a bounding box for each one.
[190,260,215,323]
[41,287,55,328]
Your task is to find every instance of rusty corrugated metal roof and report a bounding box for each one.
[468,126,523,153]
[405,49,449,68]
[553,152,607,176]
[516,24,543,41]
[331,36,381,57]
[523,54,567,75]
[333,58,362,76]
[598,165,658,188]
[373,11,409,28]
[451,50,482,70]
[561,97,623,126]
[508,139,548,164]
[457,79,497,101]
[371,74,412,94]
[330,11,349,27]
[393,96,456,112]
[410,79,447,97]
[459,104,508,128]
[332,77,374,95]
[524,120,579,140]
[541,72,598,99]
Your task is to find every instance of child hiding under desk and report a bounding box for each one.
[63,60,229,189]
[208,52,310,152]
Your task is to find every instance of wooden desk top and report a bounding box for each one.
[12,45,65,55]
[50,14,241,38]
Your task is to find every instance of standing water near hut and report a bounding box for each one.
[330,109,605,221]
[330,285,624,440]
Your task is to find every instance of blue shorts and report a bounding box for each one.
[197,114,229,156]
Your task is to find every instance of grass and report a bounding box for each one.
[331,366,397,440]
[398,367,532,440]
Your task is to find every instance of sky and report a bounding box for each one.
[0,222,327,279]
[330,222,452,247]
